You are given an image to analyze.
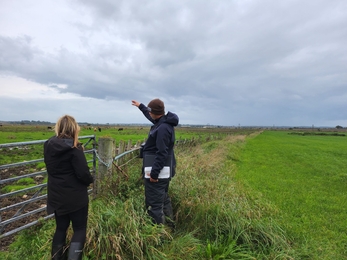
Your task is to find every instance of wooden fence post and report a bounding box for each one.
[96,137,115,195]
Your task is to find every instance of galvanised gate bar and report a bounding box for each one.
[0,135,96,238]
[0,134,200,240]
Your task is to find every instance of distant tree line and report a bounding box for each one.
[0,120,54,125]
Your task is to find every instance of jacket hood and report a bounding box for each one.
[45,136,74,156]
[163,111,179,126]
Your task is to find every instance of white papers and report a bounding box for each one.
[144,166,171,179]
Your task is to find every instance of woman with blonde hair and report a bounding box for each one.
[44,115,94,260]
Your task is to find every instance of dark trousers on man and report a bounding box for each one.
[144,178,174,225]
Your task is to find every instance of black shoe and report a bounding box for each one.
[52,244,67,260]
[67,242,84,260]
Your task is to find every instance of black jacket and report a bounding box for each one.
[139,103,179,179]
[44,136,94,216]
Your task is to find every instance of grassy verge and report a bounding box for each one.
[1,131,293,259]
[235,131,347,259]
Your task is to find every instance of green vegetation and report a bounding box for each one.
[1,177,37,193]
[0,125,241,165]
[236,131,347,259]
[2,128,347,259]
[1,184,36,194]
[2,130,293,259]
[16,177,35,185]
[0,124,236,145]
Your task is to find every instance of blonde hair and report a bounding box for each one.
[55,115,80,147]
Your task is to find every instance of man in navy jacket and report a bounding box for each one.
[132,98,179,227]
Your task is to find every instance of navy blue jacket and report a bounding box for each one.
[139,103,179,179]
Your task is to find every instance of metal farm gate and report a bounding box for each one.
[0,134,200,241]
[0,135,96,239]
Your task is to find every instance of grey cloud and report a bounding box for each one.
[0,36,40,71]
[1,0,347,126]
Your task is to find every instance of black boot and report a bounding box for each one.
[163,193,175,231]
[67,242,84,260]
[51,244,67,260]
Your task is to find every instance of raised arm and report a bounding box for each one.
[132,100,155,123]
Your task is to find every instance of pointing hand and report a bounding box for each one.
[132,100,140,107]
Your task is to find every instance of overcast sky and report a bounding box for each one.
[1,0,346,127]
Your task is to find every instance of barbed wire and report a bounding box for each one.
[94,149,140,168]
[117,154,139,168]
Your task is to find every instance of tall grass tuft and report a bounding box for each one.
[172,135,293,259]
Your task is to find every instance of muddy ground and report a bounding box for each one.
[0,165,48,251]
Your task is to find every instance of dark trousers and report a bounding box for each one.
[53,205,89,245]
[144,179,174,225]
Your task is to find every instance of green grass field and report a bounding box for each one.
[0,125,242,165]
[0,124,237,145]
[3,130,289,260]
[2,128,347,259]
[235,130,347,259]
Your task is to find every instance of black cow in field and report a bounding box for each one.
[98,127,101,132]
[47,126,53,130]
[118,128,124,131]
